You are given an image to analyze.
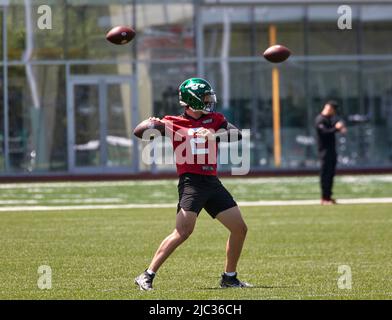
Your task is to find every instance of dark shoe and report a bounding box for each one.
[134,271,155,291]
[220,273,253,288]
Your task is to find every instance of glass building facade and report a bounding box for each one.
[1,0,392,176]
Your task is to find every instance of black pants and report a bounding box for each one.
[319,154,337,200]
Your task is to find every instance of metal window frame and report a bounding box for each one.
[67,74,136,174]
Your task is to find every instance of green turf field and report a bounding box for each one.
[0,175,392,207]
[0,175,391,299]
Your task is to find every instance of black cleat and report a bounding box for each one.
[220,273,253,288]
[134,271,155,291]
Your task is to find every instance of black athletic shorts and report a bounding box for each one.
[177,173,238,218]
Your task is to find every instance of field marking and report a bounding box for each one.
[0,198,123,205]
[0,174,391,189]
[1,197,392,212]
[238,198,392,206]
[0,180,178,189]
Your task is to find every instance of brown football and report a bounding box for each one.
[263,45,291,63]
[106,26,136,45]
[133,119,165,139]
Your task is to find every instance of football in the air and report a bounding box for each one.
[106,26,136,45]
[133,119,165,139]
[263,45,291,63]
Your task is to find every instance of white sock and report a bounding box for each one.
[146,269,156,276]
[224,271,237,277]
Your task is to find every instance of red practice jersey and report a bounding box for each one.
[162,112,228,176]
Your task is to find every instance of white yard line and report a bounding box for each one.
[238,198,392,206]
[0,198,392,212]
[0,198,123,205]
[0,203,174,212]
[0,175,391,189]
[0,180,178,189]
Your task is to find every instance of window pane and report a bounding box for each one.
[107,83,133,167]
[7,4,25,60]
[308,5,359,55]
[362,61,392,166]
[8,65,67,172]
[136,3,195,60]
[66,4,133,60]
[362,5,392,55]
[203,6,304,58]
[203,7,255,57]
[74,84,100,167]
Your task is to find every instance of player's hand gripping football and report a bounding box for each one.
[195,128,215,141]
[133,117,165,139]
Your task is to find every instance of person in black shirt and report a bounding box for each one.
[315,101,347,205]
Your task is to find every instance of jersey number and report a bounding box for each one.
[188,128,208,155]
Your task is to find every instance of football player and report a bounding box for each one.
[134,78,252,290]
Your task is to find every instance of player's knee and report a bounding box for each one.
[236,223,248,237]
[242,223,248,236]
[176,227,193,241]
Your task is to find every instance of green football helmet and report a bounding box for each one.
[178,78,217,113]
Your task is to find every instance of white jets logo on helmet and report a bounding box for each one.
[185,83,206,90]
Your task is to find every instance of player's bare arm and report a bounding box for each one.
[216,122,243,142]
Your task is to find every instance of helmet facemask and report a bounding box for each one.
[187,92,217,114]
[201,92,217,113]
